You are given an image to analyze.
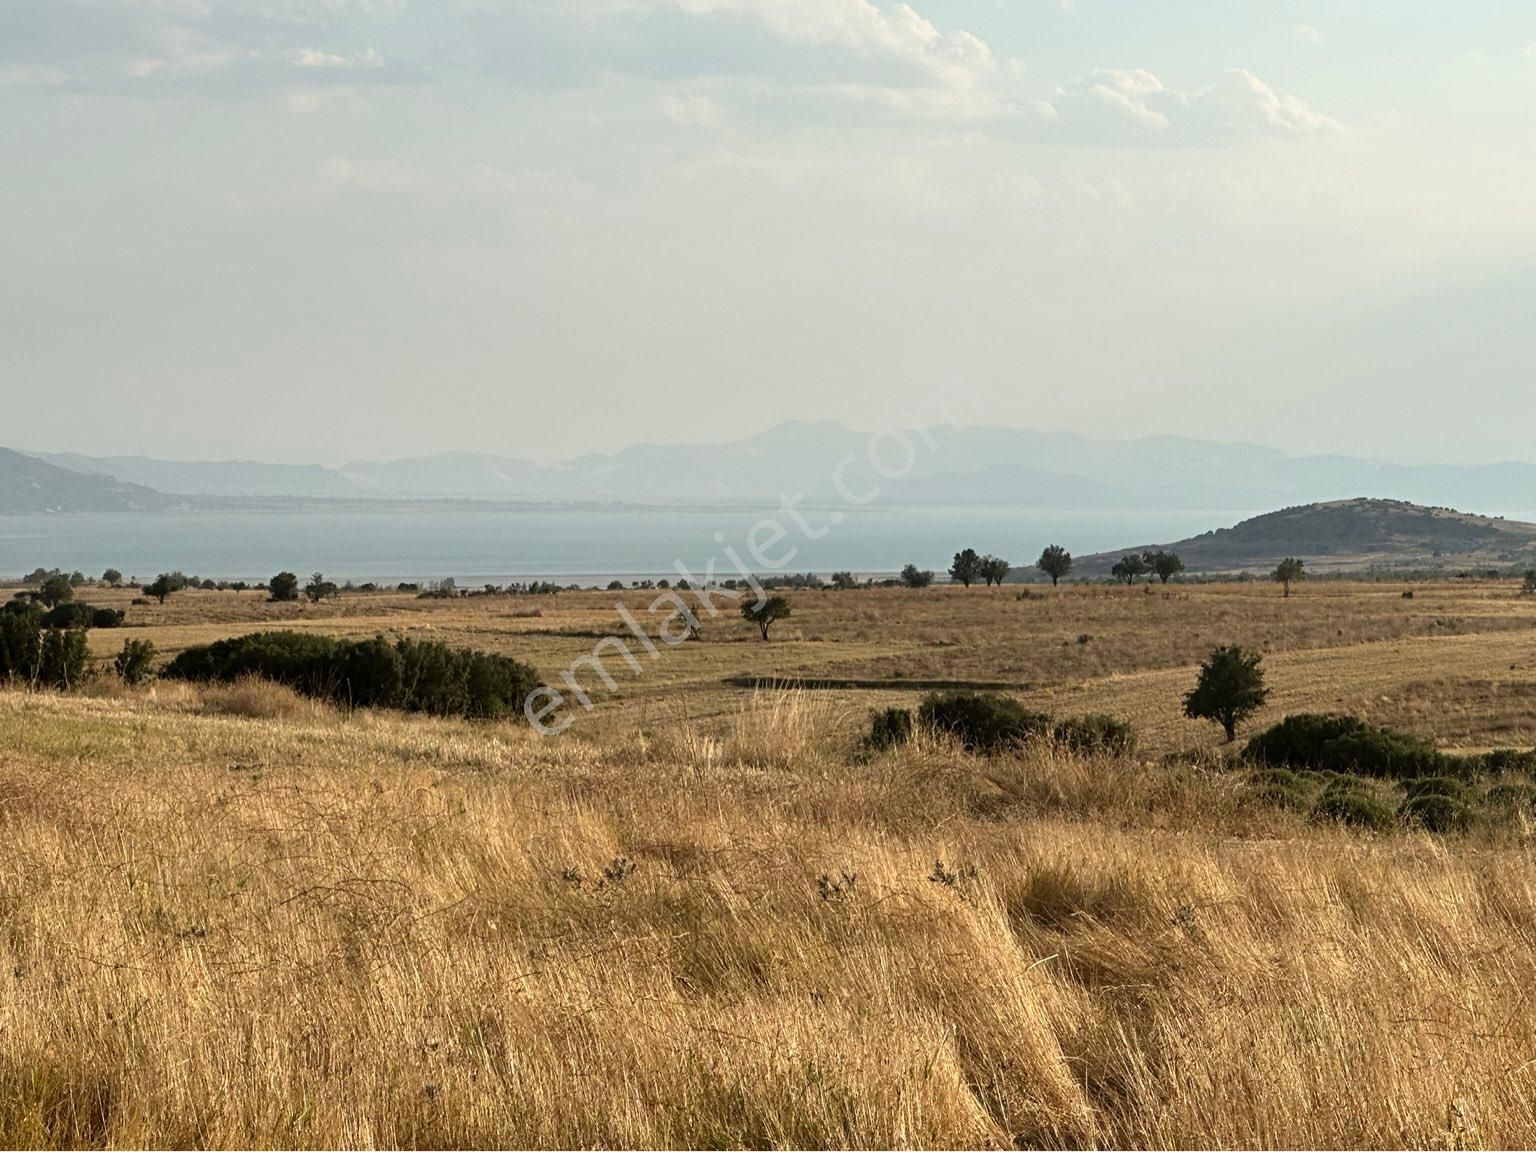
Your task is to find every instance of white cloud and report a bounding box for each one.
[1047,67,1341,144]
[1295,24,1321,46]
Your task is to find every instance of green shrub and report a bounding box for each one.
[1469,748,1536,776]
[864,707,914,752]
[1486,783,1536,811]
[1400,776,1474,804]
[1053,713,1137,756]
[164,630,541,720]
[39,603,124,630]
[1245,714,1449,779]
[114,639,156,685]
[1311,786,1396,831]
[37,629,91,690]
[918,690,1052,753]
[1399,792,1475,834]
[0,607,43,682]
[1247,767,1317,810]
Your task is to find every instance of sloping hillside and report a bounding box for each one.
[0,447,177,513]
[1076,498,1536,575]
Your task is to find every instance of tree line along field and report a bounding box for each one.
[4,576,1536,1146]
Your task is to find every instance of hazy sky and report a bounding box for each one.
[3,1,1533,465]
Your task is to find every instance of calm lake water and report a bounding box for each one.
[0,505,1254,586]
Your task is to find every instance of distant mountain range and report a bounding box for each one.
[0,447,177,514]
[1073,498,1536,576]
[7,421,1536,516]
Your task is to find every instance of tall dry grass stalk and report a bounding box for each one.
[1,687,1534,1147]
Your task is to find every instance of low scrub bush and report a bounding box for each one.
[1311,783,1395,831]
[1244,714,1450,779]
[164,631,542,720]
[917,691,1053,753]
[863,707,914,752]
[1399,792,1476,834]
[910,691,1135,757]
[114,639,156,686]
[1053,713,1137,756]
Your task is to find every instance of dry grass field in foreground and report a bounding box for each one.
[4,680,1536,1148]
[3,579,1536,1147]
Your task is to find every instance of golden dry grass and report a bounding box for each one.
[4,580,1536,1147]
[3,685,1536,1148]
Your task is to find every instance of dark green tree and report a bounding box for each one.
[304,572,340,603]
[900,564,934,589]
[38,574,74,608]
[1036,545,1072,586]
[1144,550,1185,584]
[1273,557,1305,598]
[101,568,123,588]
[144,573,187,604]
[268,571,301,602]
[1183,645,1269,741]
[742,595,791,641]
[949,549,983,589]
[980,556,1011,587]
[1111,554,1150,584]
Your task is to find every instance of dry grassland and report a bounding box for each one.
[2,579,1535,1146]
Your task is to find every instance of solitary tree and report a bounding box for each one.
[1144,550,1185,584]
[37,574,74,608]
[1037,545,1072,586]
[268,571,300,602]
[900,564,934,589]
[101,568,123,588]
[1521,569,1536,596]
[742,595,791,641]
[949,549,983,589]
[980,556,1011,587]
[1183,645,1269,741]
[1273,557,1306,598]
[831,571,859,591]
[305,572,340,603]
[1111,554,1150,584]
[144,573,187,605]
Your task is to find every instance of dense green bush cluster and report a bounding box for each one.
[0,605,91,690]
[163,631,543,720]
[870,691,1136,757]
[1243,713,1450,779]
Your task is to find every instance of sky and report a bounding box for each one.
[2,0,1534,466]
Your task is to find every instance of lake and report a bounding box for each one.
[0,505,1254,586]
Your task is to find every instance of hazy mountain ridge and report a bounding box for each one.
[0,448,179,514]
[17,422,1536,516]
[1073,498,1536,575]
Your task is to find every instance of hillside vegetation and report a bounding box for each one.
[1076,498,1536,575]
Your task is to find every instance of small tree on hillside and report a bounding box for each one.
[38,574,74,608]
[742,595,791,641]
[831,571,859,591]
[1111,554,1149,584]
[305,572,340,603]
[980,556,1011,587]
[1273,557,1305,598]
[269,571,300,602]
[900,564,934,589]
[1521,569,1536,596]
[949,549,983,589]
[144,572,187,605]
[1144,550,1185,584]
[101,568,123,588]
[1037,545,1072,586]
[1184,645,1269,741]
